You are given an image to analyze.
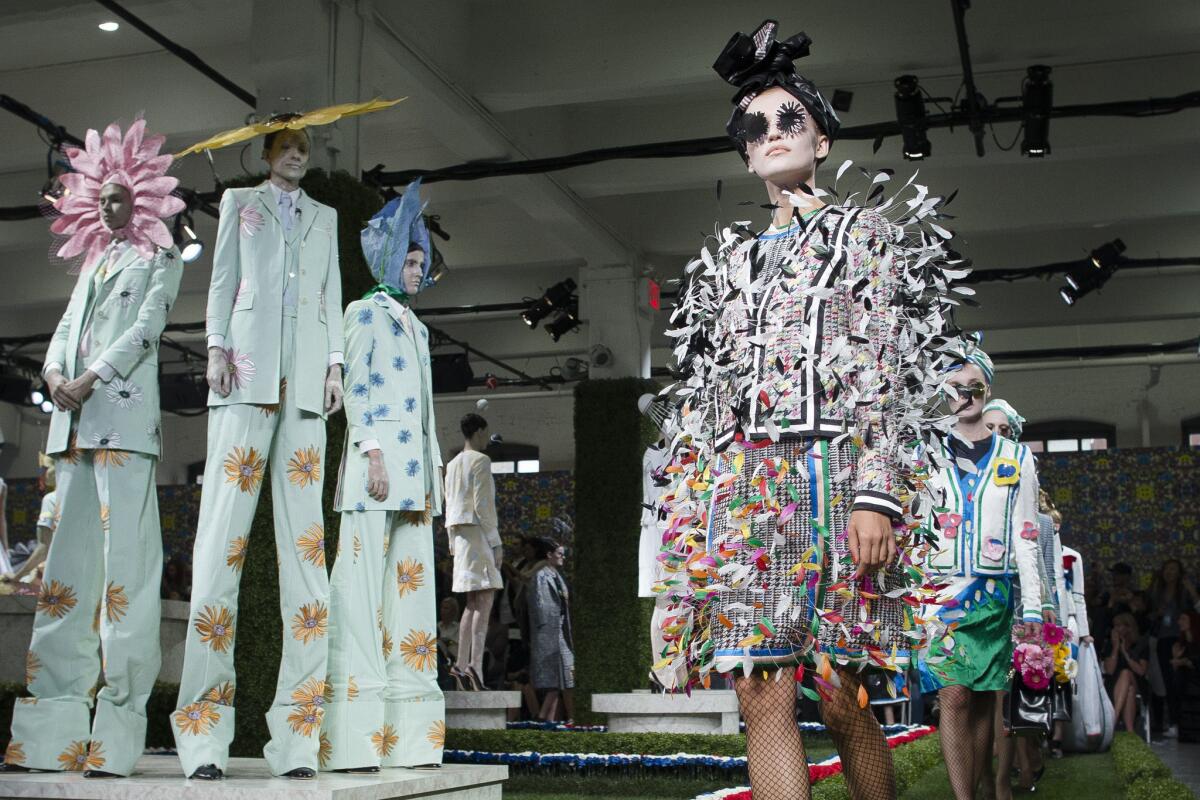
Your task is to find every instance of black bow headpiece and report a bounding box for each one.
[714,20,841,151]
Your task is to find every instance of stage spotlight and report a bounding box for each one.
[174,213,204,263]
[521,278,576,329]
[894,75,931,161]
[546,303,581,342]
[1058,238,1126,305]
[30,389,44,405]
[40,400,53,414]
[1021,65,1053,157]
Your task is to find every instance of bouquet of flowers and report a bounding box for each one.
[1012,622,1077,690]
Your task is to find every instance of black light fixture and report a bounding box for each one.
[894,75,931,161]
[545,301,581,342]
[1059,238,1126,305]
[521,278,576,329]
[174,211,204,263]
[1021,65,1053,157]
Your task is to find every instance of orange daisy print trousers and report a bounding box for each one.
[322,511,444,769]
[172,317,330,776]
[8,450,161,776]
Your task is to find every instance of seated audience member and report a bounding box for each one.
[1172,611,1200,742]
[1104,612,1150,733]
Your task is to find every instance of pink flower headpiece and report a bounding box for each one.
[50,118,185,271]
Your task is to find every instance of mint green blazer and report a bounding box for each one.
[205,183,344,416]
[44,246,183,457]
[333,294,442,514]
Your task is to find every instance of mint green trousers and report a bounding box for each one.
[321,510,444,769]
[7,450,161,776]
[172,317,330,776]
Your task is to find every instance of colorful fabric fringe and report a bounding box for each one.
[653,164,965,688]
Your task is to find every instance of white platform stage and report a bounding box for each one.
[0,757,507,800]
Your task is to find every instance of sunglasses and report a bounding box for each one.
[947,382,988,400]
[735,101,809,147]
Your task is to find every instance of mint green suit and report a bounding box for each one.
[7,244,182,776]
[322,293,445,769]
[173,183,344,776]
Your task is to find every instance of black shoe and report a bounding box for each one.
[189,764,223,780]
[410,763,442,770]
[284,767,316,780]
[84,770,121,778]
[0,763,31,773]
[334,766,380,774]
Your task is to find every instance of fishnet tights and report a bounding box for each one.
[736,671,812,800]
[822,670,897,800]
[938,686,999,800]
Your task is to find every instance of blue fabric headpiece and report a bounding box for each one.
[361,178,433,293]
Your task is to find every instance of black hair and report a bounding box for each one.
[407,241,425,254]
[461,413,488,439]
[532,537,561,560]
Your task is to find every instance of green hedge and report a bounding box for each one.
[446,727,753,758]
[1111,733,1194,800]
[572,377,657,723]
[811,732,943,800]
[222,169,383,755]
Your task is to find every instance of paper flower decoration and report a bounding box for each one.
[993,458,1020,486]
[936,512,962,539]
[51,118,185,272]
[1019,521,1039,541]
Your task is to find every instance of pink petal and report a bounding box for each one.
[101,123,123,167]
[58,173,98,196]
[133,176,180,198]
[122,118,147,163]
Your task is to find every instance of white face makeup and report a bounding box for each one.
[98,182,134,230]
[738,86,830,185]
[263,130,310,185]
[945,363,990,422]
[982,409,1014,440]
[401,249,426,294]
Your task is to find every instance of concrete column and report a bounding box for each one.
[580,263,652,379]
[249,0,366,174]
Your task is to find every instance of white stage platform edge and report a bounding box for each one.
[0,756,507,799]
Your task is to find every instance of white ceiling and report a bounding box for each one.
[2,0,1199,432]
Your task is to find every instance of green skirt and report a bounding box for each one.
[920,576,1014,692]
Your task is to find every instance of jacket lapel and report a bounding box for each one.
[100,244,140,285]
[255,182,281,228]
[297,191,320,242]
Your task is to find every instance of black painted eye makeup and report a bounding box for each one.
[776,101,807,136]
[736,111,769,146]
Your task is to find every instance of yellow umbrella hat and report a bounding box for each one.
[175,97,405,158]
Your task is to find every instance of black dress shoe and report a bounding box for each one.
[189,764,223,780]
[0,763,31,773]
[334,766,380,774]
[284,767,316,779]
[83,770,121,778]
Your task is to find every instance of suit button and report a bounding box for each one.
[97,310,107,320]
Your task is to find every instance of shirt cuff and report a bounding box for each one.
[328,352,344,367]
[88,360,117,382]
[851,490,903,520]
[358,440,382,454]
[43,362,64,378]
[207,334,226,350]
[1022,610,1043,623]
